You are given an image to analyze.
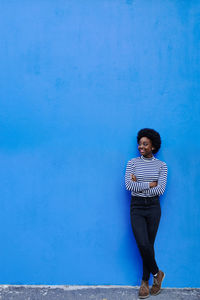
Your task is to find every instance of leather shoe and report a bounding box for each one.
[138,280,149,299]
[150,270,165,296]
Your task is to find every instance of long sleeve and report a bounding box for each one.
[125,160,150,192]
[146,162,168,196]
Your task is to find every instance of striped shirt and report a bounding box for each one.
[125,155,168,197]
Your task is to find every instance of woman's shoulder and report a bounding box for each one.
[127,156,167,167]
[127,156,141,164]
[154,157,168,168]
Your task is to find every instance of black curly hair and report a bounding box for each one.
[137,128,161,154]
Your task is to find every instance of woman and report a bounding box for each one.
[125,128,168,299]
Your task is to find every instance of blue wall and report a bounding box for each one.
[0,0,199,287]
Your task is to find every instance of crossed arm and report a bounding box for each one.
[125,160,168,196]
[131,174,158,188]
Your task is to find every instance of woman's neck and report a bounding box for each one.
[141,154,155,160]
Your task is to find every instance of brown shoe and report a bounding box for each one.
[138,280,149,299]
[150,270,165,296]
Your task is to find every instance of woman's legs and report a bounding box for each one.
[130,204,161,280]
[143,205,161,279]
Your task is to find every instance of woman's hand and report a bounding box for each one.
[131,174,137,181]
[149,181,158,188]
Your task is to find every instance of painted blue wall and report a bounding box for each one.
[0,0,199,287]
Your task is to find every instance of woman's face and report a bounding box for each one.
[138,137,154,158]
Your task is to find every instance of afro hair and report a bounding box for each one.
[137,128,161,154]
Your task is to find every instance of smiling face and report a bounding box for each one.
[138,137,155,158]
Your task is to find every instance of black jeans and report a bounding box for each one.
[130,195,161,281]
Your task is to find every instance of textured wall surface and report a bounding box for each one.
[0,0,199,287]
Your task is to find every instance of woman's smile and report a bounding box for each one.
[138,137,154,158]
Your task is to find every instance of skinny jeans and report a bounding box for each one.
[130,195,161,281]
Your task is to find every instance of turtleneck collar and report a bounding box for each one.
[141,155,155,161]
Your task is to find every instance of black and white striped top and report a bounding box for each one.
[125,155,168,197]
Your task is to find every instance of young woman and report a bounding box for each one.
[125,128,168,299]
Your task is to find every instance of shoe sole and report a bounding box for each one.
[150,272,165,296]
[138,295,149,299]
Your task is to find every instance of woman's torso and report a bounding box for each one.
[130,156,166,197]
